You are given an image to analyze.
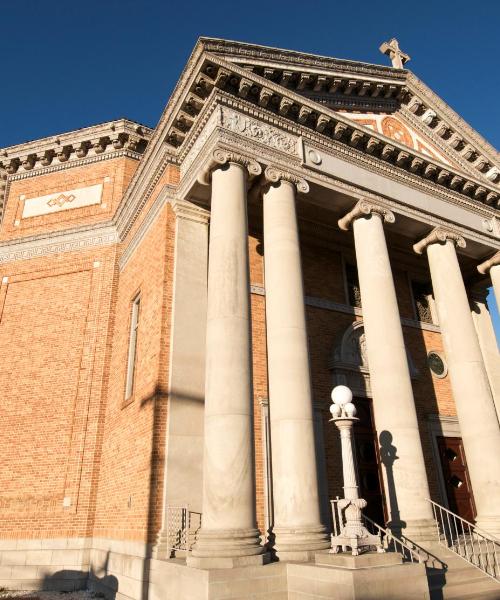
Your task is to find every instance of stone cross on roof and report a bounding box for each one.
[379,38,410,69]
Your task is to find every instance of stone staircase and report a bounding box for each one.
[424,542,500,599]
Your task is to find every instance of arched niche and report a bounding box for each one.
[329,321,418,398]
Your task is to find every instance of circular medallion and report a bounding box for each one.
[381,116,414,149]
[308,149,322,165]
[427,351,447,378]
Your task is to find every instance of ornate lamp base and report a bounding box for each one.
[329,498,385,556]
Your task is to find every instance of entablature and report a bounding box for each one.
[0,118,152,175]
[163,55,499,215]
[175,94,499,262]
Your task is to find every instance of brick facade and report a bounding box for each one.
[0,146,460,545]
[2,42,499,600]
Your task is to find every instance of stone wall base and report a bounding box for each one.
[0,538,91,592]
[0,539,430,600]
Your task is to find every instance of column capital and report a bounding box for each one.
[169,198,210,224]
[477,251,500,275]
[338,199,395,231]
[263,166,310,194]
[413,227,466,255]
[197,148,262,185]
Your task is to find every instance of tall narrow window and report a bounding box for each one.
[125,294,141,401]
[411,280,434,324]
[345,262,362,308]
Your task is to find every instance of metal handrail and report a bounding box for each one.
[165,505,202,556]
[330,497,424,563]
[427,498,499,582]
[362,513,424,564]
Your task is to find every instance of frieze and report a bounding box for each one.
[221,108,299,156]
[0,226,118,264]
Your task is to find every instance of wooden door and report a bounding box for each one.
[437,436,476,523]
[353,398,386,526]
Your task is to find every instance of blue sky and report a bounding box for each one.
[1,0,498,338]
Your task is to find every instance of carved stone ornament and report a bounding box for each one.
[477,251,500,275]
[264,166,310,194]
[338,199,395,231]
[197,148,262,185]
[413,227,467,255]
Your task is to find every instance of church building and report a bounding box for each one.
[1,38,499,599]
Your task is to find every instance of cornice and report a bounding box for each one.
[106,41,499,257]
[402,74,500,185]
[114,147,175,240]
[118,185,173,271]
[0,120,151,228]
[196,42,500,186]
[199,37,405,80]
[168,56,499,211]
[399,107,478,178]
[0,119,152,175]
[186,94,499,223]
[6,149,143,182]
[174,98,500,253]
[407,73,499,166]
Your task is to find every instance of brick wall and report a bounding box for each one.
[0,155,460,548]
[2,158,138,241]
[0,246,117,539]
[92,203,175,543]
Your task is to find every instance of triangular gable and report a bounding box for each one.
[199,38,499,185]
[337,112,454,167]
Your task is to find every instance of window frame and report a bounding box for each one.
[124,291,141,403]
[408,274,439,325]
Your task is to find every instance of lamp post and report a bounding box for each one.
[329,385,383,556]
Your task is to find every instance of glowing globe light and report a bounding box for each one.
[329,403,342,418]
[344,402,357,418]
[331,385,353,407]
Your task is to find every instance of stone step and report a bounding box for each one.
[433,576,500,599]
[428,565,491,585]
[422,542,500,599]
[458,590,500,600]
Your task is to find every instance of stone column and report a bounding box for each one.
[478,252,500,315]
[414,228,500,535]
[262,167,329,561]
[187,150,264,568]
[339,200,435,541]
[470,289,500,424]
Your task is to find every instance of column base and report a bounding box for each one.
[188,527,264,566]
[474,514,500,539]
[401,518,438,543]
[272,524,330,561]
[187,553,269,569]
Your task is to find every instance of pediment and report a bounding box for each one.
[199,38,499,186]
[337,112,455,168]
[115,38,499,222]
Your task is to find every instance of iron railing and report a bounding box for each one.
[165,505,202,556]
[330,497,425,563]
[427,498,499,582]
